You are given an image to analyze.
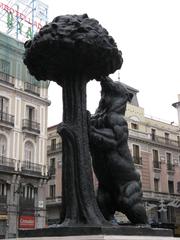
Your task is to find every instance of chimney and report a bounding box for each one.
[172,94,180,127]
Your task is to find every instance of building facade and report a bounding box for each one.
[46,84,180,228]
[0,32,49,238]
[46,125,62,225]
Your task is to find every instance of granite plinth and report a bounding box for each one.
[15,236,179,240]
[18,225,173,238]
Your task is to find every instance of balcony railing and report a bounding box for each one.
[46,196,62,205]
[24,82,40,96]
[167,163,175,171]
[47,143,62,153]
[22,119,40,134]
[150,134,179,148]
[0,71,15,86]
[48,166,56,175]
[0,155,15,171]
[0,111,14,127]
[133,156,142,165]
[21,161,42,175]
[153,160,161,169]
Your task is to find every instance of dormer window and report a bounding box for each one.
[131,122,138,130]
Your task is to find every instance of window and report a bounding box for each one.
[0,134,7,156]
[49,158,56,175]
[51,139,56,150]
[166,152,173,171]
[0,183,7,196]
[132,144,141,164]
[131,122,138,130]
[154,178,159,192]
[22,185,35,199]
[49,185,55,198]
[168,181,174,194]
[177,182,180,193]
[26,106,35,121]
[151,129,156,141]
[177,136,180,147]
[0,59,10,74]
[24,141,34,167]
[0,96,8,113]
[165,132,170,144]
[153,149,160,168]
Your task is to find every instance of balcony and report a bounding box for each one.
[0,71,15,86]
[0,155,15,171]
[153,160,161,169]
[46,196,62,206]
[143,190,180,201]
[47,143,62,154]
[22,119,40,134]
[21,161,43,176]
[150,134,179,148]
[24,82,40,96]
[0,111,14,128]
[133,156,142,165]
[167,163,175,172]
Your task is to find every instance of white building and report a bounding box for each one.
[0,31,50,238]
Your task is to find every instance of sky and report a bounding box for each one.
[43,0,180,127]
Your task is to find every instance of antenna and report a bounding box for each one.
[118,71,120,82]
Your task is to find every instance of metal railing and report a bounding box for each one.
[0,155,15,170]
[46,196,62,205]
[0,71,15,86]
[47,143,62,153]
[167,163,175,171]
[153,160,161,169]
[133,156,142,165]
[21,161,42,174]
[22,119,40,134]
[150,134,179,148]
[0,111,14,126]
[24,82,40,96]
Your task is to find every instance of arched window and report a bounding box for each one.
[22,184,35,199]
[24,141,34,167]
[0,134,7,156]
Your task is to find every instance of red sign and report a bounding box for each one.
[19,215,35,229]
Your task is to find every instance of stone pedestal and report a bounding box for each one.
[18,225,173,239]
[16,235,179,240]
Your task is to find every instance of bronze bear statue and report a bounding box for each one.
[89,76,147,224]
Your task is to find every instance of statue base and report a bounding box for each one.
[18,224,173,238]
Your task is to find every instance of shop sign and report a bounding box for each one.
[0,215,7,220]
[19,215,35,229]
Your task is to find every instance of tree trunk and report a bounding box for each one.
[58,75,107,226]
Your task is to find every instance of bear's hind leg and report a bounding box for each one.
[117,181,147,224]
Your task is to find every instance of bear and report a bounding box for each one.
[89,76,147,224]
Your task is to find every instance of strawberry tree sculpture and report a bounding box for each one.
[24,14,122,226]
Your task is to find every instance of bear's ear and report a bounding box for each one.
[128,92,134,102]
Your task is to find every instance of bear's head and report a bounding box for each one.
[95,76,133,116]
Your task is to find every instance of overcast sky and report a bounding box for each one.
[43,0,180,127]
